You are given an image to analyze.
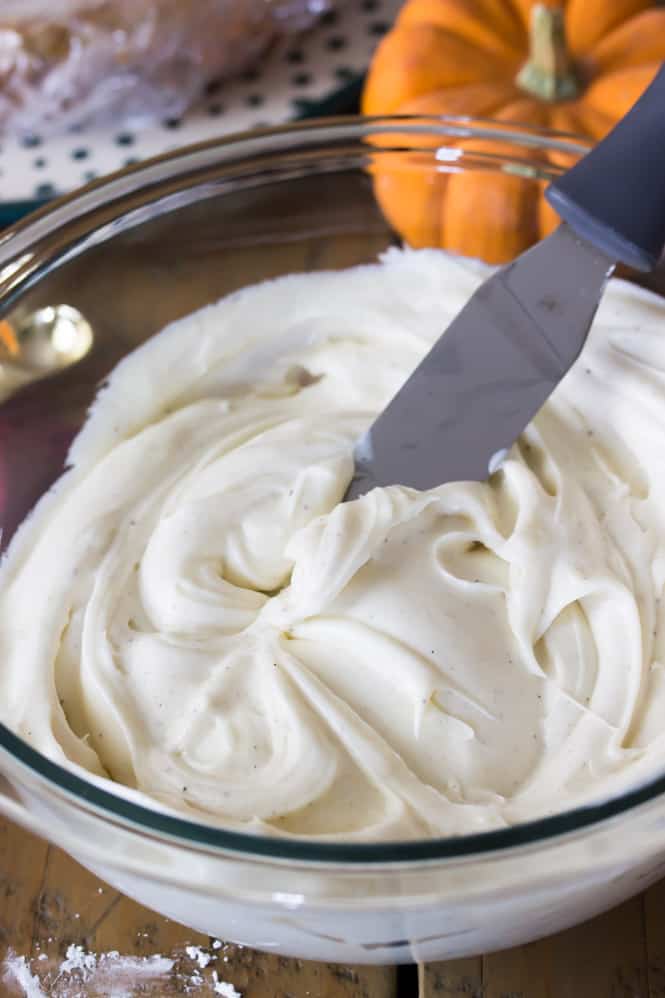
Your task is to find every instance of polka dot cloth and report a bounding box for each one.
[0,0,401,203]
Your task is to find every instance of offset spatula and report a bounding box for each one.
[345,63,665,501]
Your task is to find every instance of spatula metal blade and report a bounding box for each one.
[345,224,614,501]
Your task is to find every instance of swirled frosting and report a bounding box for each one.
[3,248,665,840]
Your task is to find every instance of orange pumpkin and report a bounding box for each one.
[363,0,665,262]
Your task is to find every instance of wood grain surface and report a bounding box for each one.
[419,892,665,998]
[0,818,398,997]
[3,816,665,997]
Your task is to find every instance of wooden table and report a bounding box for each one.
[3,816,665,997]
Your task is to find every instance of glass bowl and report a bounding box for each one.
[1,117,665,965]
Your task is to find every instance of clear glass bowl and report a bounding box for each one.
[2,117,665,964]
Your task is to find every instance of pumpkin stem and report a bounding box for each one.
[516,4,580,102]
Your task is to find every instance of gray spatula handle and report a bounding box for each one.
[546,62,665,272]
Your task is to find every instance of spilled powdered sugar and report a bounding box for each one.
[4,946,174,998]
[212,976,242,997]
[2,954,44,998]
[185,945,213,969]
[57,945,98,978]
[3,941,242,997]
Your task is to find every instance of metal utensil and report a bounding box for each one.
[346,63,665,501]
[0,304,93,403]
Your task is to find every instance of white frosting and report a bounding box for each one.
[3,248,665,840]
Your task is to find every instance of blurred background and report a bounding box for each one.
[1,0,663,258]
[0,0,393,224]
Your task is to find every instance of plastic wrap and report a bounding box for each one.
[0,0,332,136]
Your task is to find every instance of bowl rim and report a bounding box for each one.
[3,113,661,868]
